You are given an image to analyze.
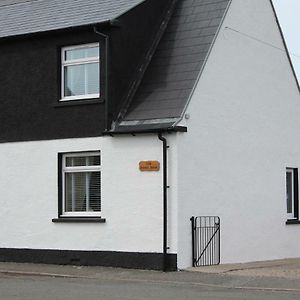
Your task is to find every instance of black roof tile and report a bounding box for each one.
[113,0,231,131]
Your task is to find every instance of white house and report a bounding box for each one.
[0,0,299,271]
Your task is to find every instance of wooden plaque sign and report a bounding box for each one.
[139,161,160,172]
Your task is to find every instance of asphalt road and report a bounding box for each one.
[0,273,300,300]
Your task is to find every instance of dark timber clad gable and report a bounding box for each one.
[0,0,171,142]
[114,0,231,132]
[0,29,105,143]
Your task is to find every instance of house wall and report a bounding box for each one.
[0,135,178,268]
[0,0,179,270]
[176,0,300,268]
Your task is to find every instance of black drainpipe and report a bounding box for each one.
[158,133,169,271]
[94,27,110,130]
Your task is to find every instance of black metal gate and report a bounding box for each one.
[190,216,220,267]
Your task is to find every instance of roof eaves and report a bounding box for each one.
[0,20,112,42]
[0,0,146,40]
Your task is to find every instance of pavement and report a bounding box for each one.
[186,258,300,279]
[1,258,300,292]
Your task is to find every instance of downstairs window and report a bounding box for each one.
[60,151,101,217]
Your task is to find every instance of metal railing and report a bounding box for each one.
[190,216,220,267]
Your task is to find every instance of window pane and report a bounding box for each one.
[64,63,99,97]
[86,63,100,95]
[286,171,293,214]
[65,46,99,61]
[64,64,85,97]
[65,172,101,212]
[89,172,101,211]
[66,155,100,167]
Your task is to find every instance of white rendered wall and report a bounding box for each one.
[0,135,178,255]
[177,0,300,268]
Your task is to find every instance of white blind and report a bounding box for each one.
[65,172,101,212]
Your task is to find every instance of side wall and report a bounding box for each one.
[0,135,178,269]
[177,0,300,268]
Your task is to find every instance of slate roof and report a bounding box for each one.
[115,0,230,132]
[0,0,146,39]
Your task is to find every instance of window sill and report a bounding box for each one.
[53,98,104,108]
[286,219,300,225]
[52,217,106,223]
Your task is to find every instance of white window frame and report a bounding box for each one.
[62,151,101,217]
[286,168,296,220]
[61,43,100,102]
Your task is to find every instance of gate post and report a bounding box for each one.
[190,216,195,267]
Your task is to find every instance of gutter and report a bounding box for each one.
[102,126,187,136]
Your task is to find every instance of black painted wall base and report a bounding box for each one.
[0,248,177,271]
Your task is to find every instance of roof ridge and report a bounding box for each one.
[0,0,40,8]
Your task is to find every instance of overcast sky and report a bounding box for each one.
[272,0,300,81]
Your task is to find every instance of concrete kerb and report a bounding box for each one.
[0,269,83,279]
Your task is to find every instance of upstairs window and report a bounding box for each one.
[61,152,101,217]
[61,43,100,101]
